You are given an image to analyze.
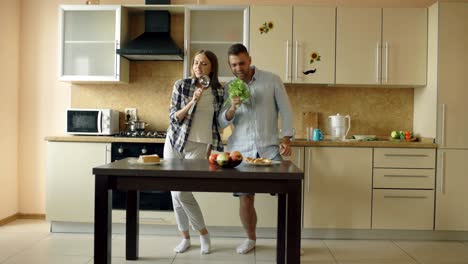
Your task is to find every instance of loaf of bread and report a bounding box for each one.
[138,154,160,163]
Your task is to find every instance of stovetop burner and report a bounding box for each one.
[114,130,167,138]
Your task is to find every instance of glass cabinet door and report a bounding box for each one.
[185,6,249,82]
[59,5,128,83]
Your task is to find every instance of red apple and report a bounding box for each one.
[208,153,218,165]
[229,151,243,167]
[216,152,230,167]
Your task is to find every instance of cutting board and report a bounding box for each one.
[301,112,319,139]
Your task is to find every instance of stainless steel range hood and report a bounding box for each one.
[117,3,183,61]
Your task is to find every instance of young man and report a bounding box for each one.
[219,43,294,254]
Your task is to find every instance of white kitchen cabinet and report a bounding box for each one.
[58,5,129,83]
[336,8,427,86]
[436,150,468,231]
[303,147,372,229]
[249,6,335,84]
[46,142,110,222]
[184,6,249,82]
[372,148,436,230]
[436,3,468,149]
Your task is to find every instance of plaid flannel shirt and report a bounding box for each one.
[168,78,224,153]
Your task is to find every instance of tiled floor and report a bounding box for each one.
[1,220,468,264]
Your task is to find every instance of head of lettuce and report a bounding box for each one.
[225,78,250,107]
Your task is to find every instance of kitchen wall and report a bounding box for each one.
[0,0,20,220]
[7,0,446,217]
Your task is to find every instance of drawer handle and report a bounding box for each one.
[384,154,429,157]
[384,195,427,199]
[383,174,429,178]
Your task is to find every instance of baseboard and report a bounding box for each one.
[50,221,468,241]
[0,213,46,226]
[0,213,19,226]
[18,213,45,220]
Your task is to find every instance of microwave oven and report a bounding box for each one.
[67,108,119,135]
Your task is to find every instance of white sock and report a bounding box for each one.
[200,233,211,254]
[236,239,256,254]
[174,238,191,253]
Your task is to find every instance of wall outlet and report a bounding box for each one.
[124,108,137,122]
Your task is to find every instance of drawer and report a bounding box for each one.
[373,168,435,189]
[372,189,434,230]
[374,148,436,168]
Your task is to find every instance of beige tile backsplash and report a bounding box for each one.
[72,61,413,138]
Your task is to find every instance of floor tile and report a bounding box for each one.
[0,232,49,263]
[0,219,50,233]
[394,240,468,264]
[18,233,94,257]
[324,240,414,262]
[2,254,92,264]
[172,258,254,264]
[111,234,178,259]
[87,257,173,264]
[301,239,337,263]
[173,238,255,262]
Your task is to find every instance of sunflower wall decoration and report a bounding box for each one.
[259,21,274,34]
[310,52,321,64]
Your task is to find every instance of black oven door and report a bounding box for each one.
[111,142,173,211]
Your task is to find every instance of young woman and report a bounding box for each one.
[164,50,224,254]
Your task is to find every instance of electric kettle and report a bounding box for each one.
[328,113,351,141]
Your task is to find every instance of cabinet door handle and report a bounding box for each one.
[285,40,290,81]
[384,42,389,83]
[384,195,427,199]
[383,174,428,178]
[307,148,311,193]
[294,40,299,81]
[442,103,446,147]
[440,151,445,194]
[376,42,381,83]
[384,154,429,157]
[115,40,119,79]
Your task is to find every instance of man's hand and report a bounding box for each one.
[230,96,241,110]
[280,138,292,156]
[225,96,241,121]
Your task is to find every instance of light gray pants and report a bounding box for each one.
[164,137,210,232]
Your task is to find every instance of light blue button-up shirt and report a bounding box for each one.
[219,67,294,159]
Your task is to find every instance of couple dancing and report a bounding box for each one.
[163,43,294,254]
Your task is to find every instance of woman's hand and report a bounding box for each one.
[280,138,292,156]
[192,88,203,103]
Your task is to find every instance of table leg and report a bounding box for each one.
[126,190,139,260]
[286,181,302,264]
[94,175,112,264]
[277,193,286,264]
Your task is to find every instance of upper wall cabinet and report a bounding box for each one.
[249,6,335,84]
[184,6,249,82]
[58,5,129,83]
[336,8,427,86]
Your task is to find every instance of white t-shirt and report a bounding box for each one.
[188,87,214,144]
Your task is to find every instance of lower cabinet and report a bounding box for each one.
[303,147,373,229]
[435,149,468,231]
[372,148,436,230]
[373,189,434,230]
[46,142,110,222]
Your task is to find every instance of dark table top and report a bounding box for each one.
[93,158,303,180]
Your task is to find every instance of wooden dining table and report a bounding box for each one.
[93,158,303,264]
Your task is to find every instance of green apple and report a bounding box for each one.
[391,131,399,139]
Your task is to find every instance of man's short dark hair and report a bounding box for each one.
[228,43,249,56]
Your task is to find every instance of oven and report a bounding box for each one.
[111,142,173,211]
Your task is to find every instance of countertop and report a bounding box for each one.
[45,135,437,148]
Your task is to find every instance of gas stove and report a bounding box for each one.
[114,130,167,138]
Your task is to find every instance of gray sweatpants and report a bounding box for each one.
[164,137,210,232]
